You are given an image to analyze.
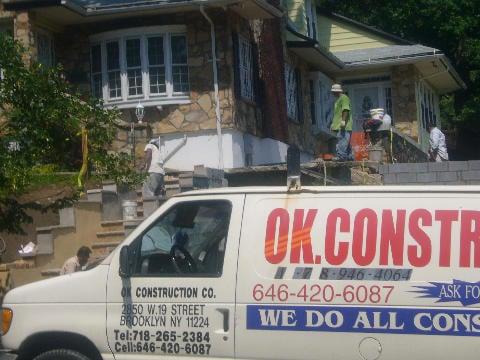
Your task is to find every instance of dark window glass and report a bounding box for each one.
[134,201,232,277]
[106,41,119,70]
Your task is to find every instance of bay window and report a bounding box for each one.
[106,41,121,99]
[90,26,189,107]
[148,36,166,94]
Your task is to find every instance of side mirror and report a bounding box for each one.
[119,246,131,278]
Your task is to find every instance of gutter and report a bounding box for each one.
[4,0,283,18]
[438,56,467,90]
[286,24,344,69]
[200,5,224,170]
[341,53,445,69]
[2,0,61,10]
[342,51,466,91]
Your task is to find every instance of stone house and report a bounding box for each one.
[283,1,465,155]
[1,0,322,171]
[0,0,464,169]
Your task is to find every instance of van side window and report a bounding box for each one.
[134,201,232,277]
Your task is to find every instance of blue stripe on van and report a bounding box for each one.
[247,305,480,336]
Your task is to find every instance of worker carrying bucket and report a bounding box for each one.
[363,108,392,162]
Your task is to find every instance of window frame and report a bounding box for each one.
[129,199,233,279]
[305,0,318,40]
[309,72,337,136]
[90,26,190,109]
[35,27,54,68]
[238,34,255,102]
[285,62,302,122]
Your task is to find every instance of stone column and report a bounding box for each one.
[14,11,35,64]
[391,64,419,141]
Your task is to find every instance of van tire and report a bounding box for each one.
[33,349,91,360]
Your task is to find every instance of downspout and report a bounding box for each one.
[200,5,224,170]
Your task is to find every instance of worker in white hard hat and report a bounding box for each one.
[330,84,354,161]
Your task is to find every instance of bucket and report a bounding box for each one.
[351,132,369,161]
[122,200,137,220]
[368,146,384,162]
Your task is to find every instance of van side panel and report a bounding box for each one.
[236,191,480,360]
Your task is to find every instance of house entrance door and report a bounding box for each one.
[350,86,380,131]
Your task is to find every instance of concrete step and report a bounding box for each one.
[92,241,121,258]
[96,230,125,244]
[100,220,125,232]
[41,268,61,277]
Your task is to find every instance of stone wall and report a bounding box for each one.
[391,64,419,140]
[13,11,35,64]
[391,128,428,163]
[380,160,480,185]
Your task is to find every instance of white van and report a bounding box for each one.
[3,186,480,360]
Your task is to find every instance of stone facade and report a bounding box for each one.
[391,64,419,140]
[2,2,454,166]
[49,10,238,162]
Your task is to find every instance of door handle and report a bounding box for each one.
[216,308,229,332]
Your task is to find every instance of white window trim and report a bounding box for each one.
[90,26,189,108]
[416,80,441,149]
[238,34,254,102]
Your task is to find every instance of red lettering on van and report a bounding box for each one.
[290,209,317,264]
[459,211,480,268]
[435,210,458,267]
[262,207,480,268]
[325,208,350,265]
[407,209,432,267]
[264,208,289,264]
[352,209,377,266]
[379,210,406,266]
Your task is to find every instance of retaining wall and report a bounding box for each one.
[379,161,480,185]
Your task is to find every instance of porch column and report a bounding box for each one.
[14,11,35,64]
[391,64,419,141]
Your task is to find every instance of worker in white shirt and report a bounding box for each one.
[60,246,91,275]
[428,123,449,162]
[144,135,187,196]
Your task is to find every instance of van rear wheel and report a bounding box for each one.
[33,349,91,360]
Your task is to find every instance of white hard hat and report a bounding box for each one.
[330,84,343,92]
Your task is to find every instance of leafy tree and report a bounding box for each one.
[320,0,480,158]
[0,34,144,234]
